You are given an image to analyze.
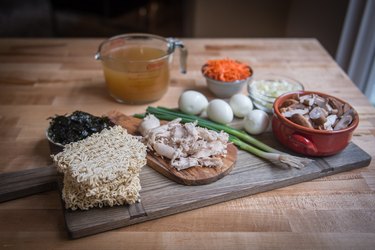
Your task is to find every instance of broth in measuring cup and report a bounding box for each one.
[96,33,187,104]
[102,47,170,104]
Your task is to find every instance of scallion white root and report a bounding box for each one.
[231,137,312,169]
[269,154,313,169]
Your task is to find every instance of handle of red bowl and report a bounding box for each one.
[289,133,318,155]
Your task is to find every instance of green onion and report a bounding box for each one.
[154,106,279,153]
[134,106,312,169]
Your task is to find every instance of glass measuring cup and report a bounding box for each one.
[95,33,187,104]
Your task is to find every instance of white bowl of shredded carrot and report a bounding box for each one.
[202,58,253,98]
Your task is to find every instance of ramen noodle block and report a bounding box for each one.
[52,125,147,210]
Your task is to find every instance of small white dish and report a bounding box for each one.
[202,64,253,98]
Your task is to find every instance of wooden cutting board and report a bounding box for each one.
[61,141,370,239]
[107,110,237,185]
[0,166,57,203]
[0,111,372,239]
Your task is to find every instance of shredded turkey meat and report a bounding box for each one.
[139,115,229,170]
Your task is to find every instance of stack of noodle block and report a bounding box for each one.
[53,125,147,210]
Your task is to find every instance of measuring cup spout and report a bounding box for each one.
[95,52,101,60]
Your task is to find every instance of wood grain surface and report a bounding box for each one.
[107,111,238,185]
[0,38,375,249]
[0,165,57,202]
[62,141,369,239]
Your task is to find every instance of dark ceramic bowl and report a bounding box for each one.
[46,130,64,155]
[272,91,359,156]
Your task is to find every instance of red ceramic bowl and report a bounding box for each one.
[272,91,359,156]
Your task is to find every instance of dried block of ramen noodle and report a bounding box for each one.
[53,125,147,210]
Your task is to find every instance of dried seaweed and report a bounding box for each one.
[47,111,114,145]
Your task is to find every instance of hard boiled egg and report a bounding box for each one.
[207,99,233,124]
[178,90,209,115]
[229,94,253,118]
[244,109,269,135]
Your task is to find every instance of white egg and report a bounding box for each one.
[244,109,269,135]
[229,94,254,118]
[207,99,234,124]
[178,90,209,115]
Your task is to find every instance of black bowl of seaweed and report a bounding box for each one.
[46,110,114,155]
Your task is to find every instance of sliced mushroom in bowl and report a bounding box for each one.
[272,91,359,156]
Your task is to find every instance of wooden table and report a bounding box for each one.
[0,38,374,249]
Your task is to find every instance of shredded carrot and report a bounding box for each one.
[202,58,251,82]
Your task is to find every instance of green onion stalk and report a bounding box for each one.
[134,106,312,169]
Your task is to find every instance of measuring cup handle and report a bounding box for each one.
[169,38,188,74]
[176,41,187,74]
